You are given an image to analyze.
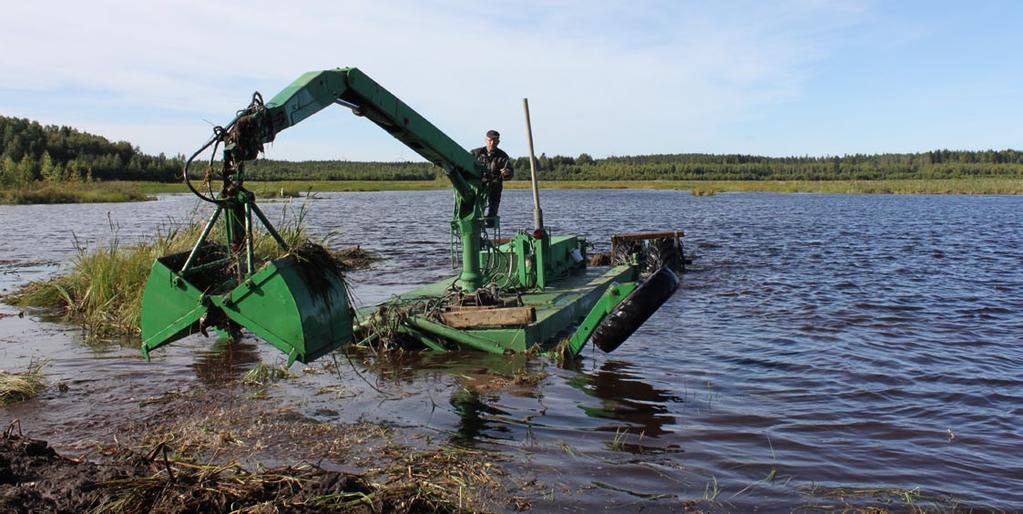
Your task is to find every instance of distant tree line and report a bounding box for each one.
[0,115,184,186]
[508,151,1023,181]
[243,159,436,181]
[242,149,1023,181]
[3,114,1021,186]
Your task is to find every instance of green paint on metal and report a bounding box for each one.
[364,264,637,354]
[142,253,353,364]
[140,257,210,359]
[215,257,353,363]
[409,317,507,355]
[260,68,488,291]
[398,326,449,352]
[480,233,586,290]
[563,281,638,357]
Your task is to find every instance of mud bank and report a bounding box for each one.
[0,386,530,514]
[1,428,382,513]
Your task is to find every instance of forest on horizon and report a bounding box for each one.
[3,114,1021,186]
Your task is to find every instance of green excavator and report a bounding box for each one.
[140,67,684,365]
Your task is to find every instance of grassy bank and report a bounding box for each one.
[4,207,379,339]
[136,179,453,195]
[514,177,1020,194]
[6,176,1006,203]
[133,177,1022,196]
[0,181,151,204]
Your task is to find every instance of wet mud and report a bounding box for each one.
[0,428,434,513]
[1,385,526,513]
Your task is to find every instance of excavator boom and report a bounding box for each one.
[234,68,488,290]
[261,69,481,184]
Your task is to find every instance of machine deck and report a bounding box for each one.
[357,264,636,353]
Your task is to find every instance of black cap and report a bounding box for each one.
[486,130,500,139]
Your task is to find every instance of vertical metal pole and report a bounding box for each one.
[250,203,291,251]
[244,203,255,276]
[181,206,222,273]
[522,99,544,232]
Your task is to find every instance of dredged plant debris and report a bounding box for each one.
[0,360,46,406]
[331,245,381,271]
[0,383,521,514]
[242,362,296,386]
[110,387,521,513]
[289,241,351,298]
[0,427,445,514]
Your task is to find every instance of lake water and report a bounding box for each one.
[1,189,1021,511]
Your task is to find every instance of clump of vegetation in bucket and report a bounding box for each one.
[4,205,380,339]
[0,360,46,406]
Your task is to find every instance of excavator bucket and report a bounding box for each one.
[141,243,354,364]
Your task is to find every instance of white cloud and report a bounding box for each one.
[0,0,868,159]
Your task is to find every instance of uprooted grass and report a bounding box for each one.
[243,362,296,386]
[0,360,46,406]
[108,389,516,512]
[107,446,506,513]
[0,426,500,514]
[3,205,380,339]
[798,483,969,512]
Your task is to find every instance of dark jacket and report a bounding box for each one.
[471,147,514,183]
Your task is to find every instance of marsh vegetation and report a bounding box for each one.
[3,207,380,339]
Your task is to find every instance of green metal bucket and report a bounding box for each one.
[141,244,354,364]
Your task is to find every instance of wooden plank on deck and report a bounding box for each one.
[440,306,535,328]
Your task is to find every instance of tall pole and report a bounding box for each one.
[522,98,544,233]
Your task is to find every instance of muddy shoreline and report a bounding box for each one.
[1,386,530,513]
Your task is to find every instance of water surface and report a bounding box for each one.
[1,190,1021,510]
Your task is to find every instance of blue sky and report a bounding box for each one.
[1,1,1020,161]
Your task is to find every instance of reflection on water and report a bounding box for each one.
[570,360,679,437]
[449,387,512,443]
[191,337,262,385]
[2,190,1022,510]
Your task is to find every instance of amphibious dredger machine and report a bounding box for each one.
[140,68,684,365]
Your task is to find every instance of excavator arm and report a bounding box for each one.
[227,68,481,200]
[212,67,488,290]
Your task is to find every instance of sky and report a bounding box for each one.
[1,0,1021,161]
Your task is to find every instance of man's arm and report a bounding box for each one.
[500,151,514,179]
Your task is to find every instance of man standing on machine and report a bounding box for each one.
[471,130,514,227]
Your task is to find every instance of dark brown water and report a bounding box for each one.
[1,190,1021,511]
